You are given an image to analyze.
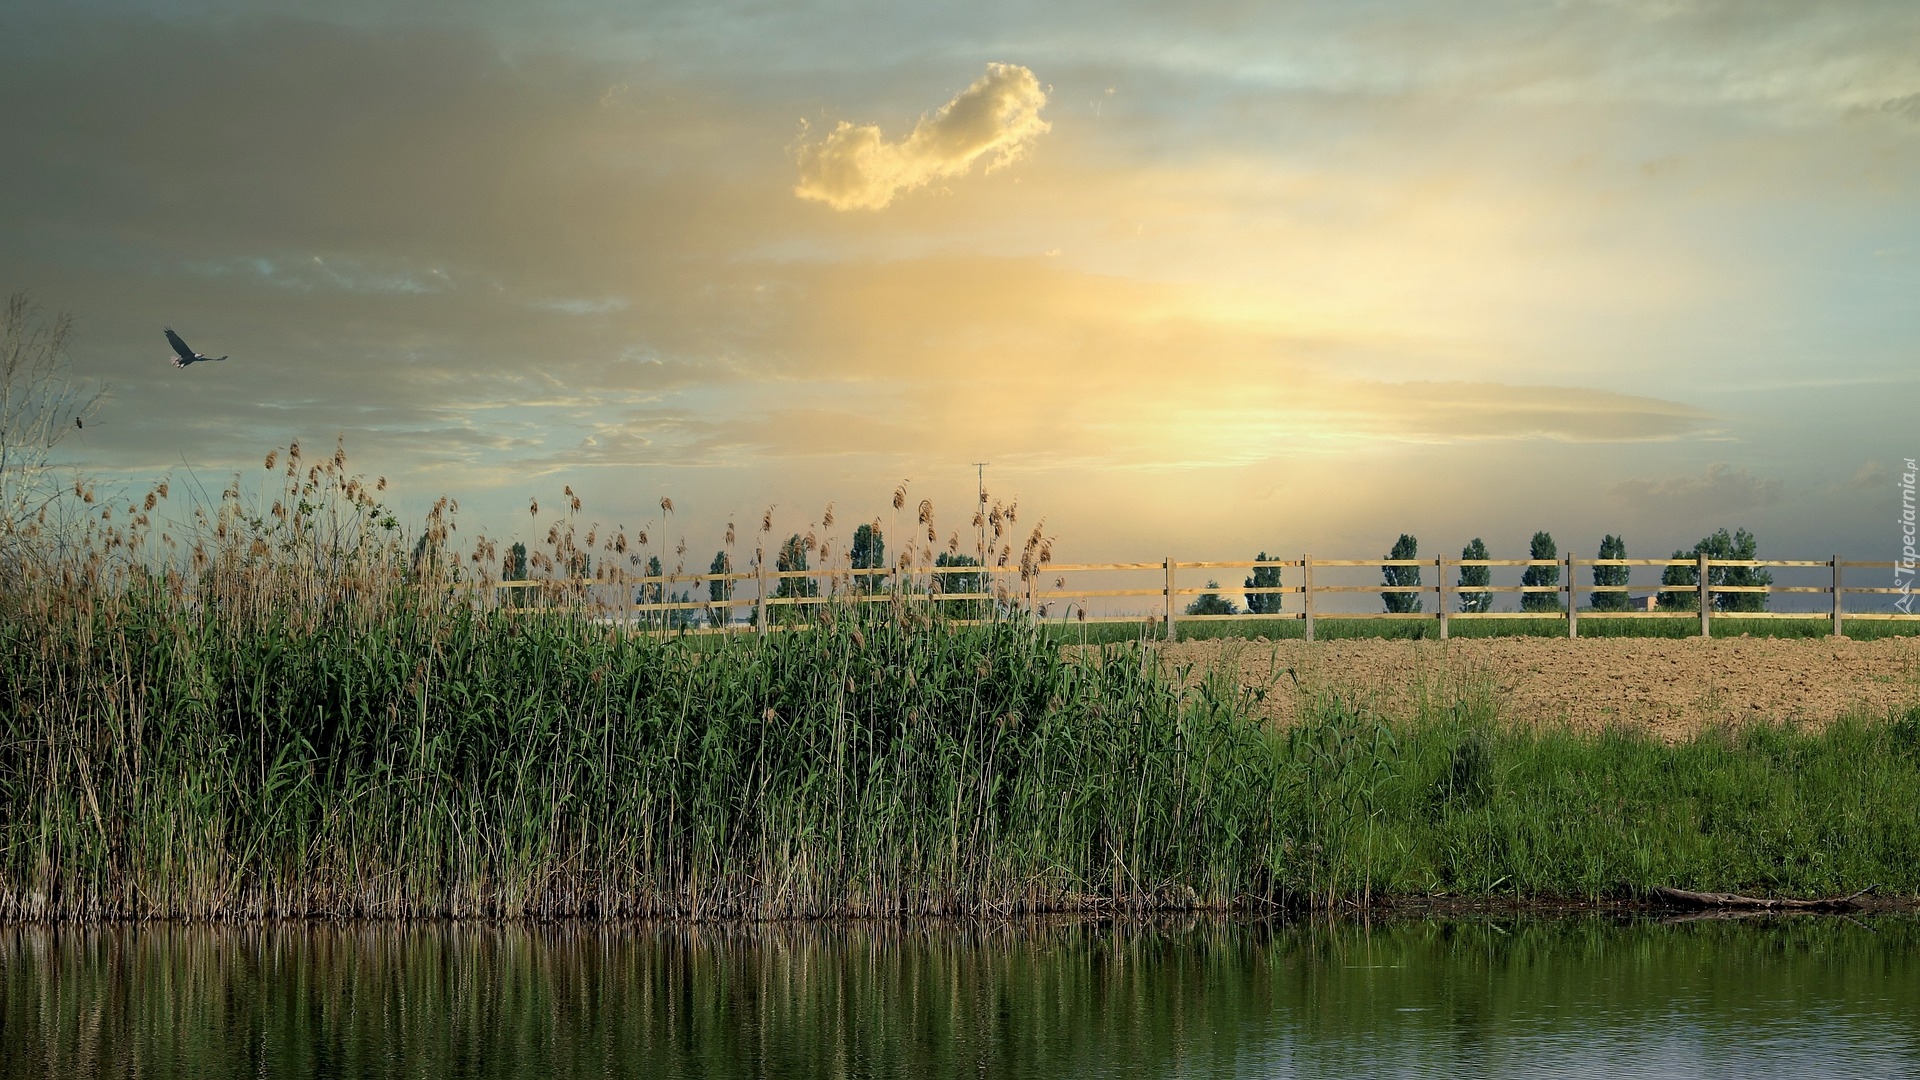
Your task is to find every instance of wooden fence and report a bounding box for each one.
[492,554,1917,640]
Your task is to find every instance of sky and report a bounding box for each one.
[3,0,1917,583]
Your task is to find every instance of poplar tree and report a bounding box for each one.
[1591,534,1630,611]
[1244,552,1283,614]
[775,534,818,599]
[1520,531,1562,612]
[850,523,886,591]
[1657,529,1772,612]
[1456,538,1491,613]
[1382,534,1422,613]
[707,549,733,625]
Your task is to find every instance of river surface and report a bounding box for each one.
[3,915,1917,1078]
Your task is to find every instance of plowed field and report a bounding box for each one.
[1148,636,1920,741]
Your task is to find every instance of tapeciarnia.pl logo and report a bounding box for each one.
[1899,458,1917,614]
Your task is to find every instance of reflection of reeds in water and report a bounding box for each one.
[5,917,1917,1079]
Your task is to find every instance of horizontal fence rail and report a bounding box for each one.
[484,552,1919,640]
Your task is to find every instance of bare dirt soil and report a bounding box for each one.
[1144,636,1920,740]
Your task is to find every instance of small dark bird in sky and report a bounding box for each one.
[75,417,83,429]
[165,327,227,368]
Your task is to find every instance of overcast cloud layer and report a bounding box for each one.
[2,0,1916,576]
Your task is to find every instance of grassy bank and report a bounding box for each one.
[6,581,1920,920]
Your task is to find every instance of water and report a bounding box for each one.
[4,915,1917,1078]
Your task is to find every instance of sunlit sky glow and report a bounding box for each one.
[4,0,1917,569]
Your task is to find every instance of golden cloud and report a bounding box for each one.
[794,63,1050,211]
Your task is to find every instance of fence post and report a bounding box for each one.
[1567,553,1578,639]
[757,563,769,639]
[1303,555,1315,642]
[1832,555,1844,637]
[1436,557,1448,640]
[1697,552,1711,638]
[1164,556,1177,642]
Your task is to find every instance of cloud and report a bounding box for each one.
[1882,92,1920,124]
[794,63,1050,211]
[1849,461,1893,490]
[1607,463,1786,515]
[1317,381,1713,444]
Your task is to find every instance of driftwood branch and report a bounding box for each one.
[1652,885,1877,911]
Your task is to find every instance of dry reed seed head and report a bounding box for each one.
[916,498,933,525]
[725,522,736,546]
[529,498,538,517]
[892,484,907,511]
[925,524,936,544]
[948,531,960,554]
[761,508,773,533]
[660,496,673,514]
[265,450,278,471]
[614,532,627,553]
[636,529,648,546]
[676,538,687,556]
[288,439,300,460]
[377,476,387,492]
[570,495,582,513]
[821,502,834,527]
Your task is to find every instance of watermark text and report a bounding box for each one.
[1899,457,1917,613]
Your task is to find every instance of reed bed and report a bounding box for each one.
[4,448,1919,922]
[7,573,1919,920]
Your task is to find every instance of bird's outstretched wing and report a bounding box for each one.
[164,328,195,365]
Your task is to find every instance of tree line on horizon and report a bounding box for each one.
[1184,529,1775,616]
[501,521,1777,622]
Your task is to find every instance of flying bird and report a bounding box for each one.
[164,327,227,368]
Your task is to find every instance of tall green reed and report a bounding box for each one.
[5,443,1919,922]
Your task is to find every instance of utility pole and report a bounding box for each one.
[971,462,989,563]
